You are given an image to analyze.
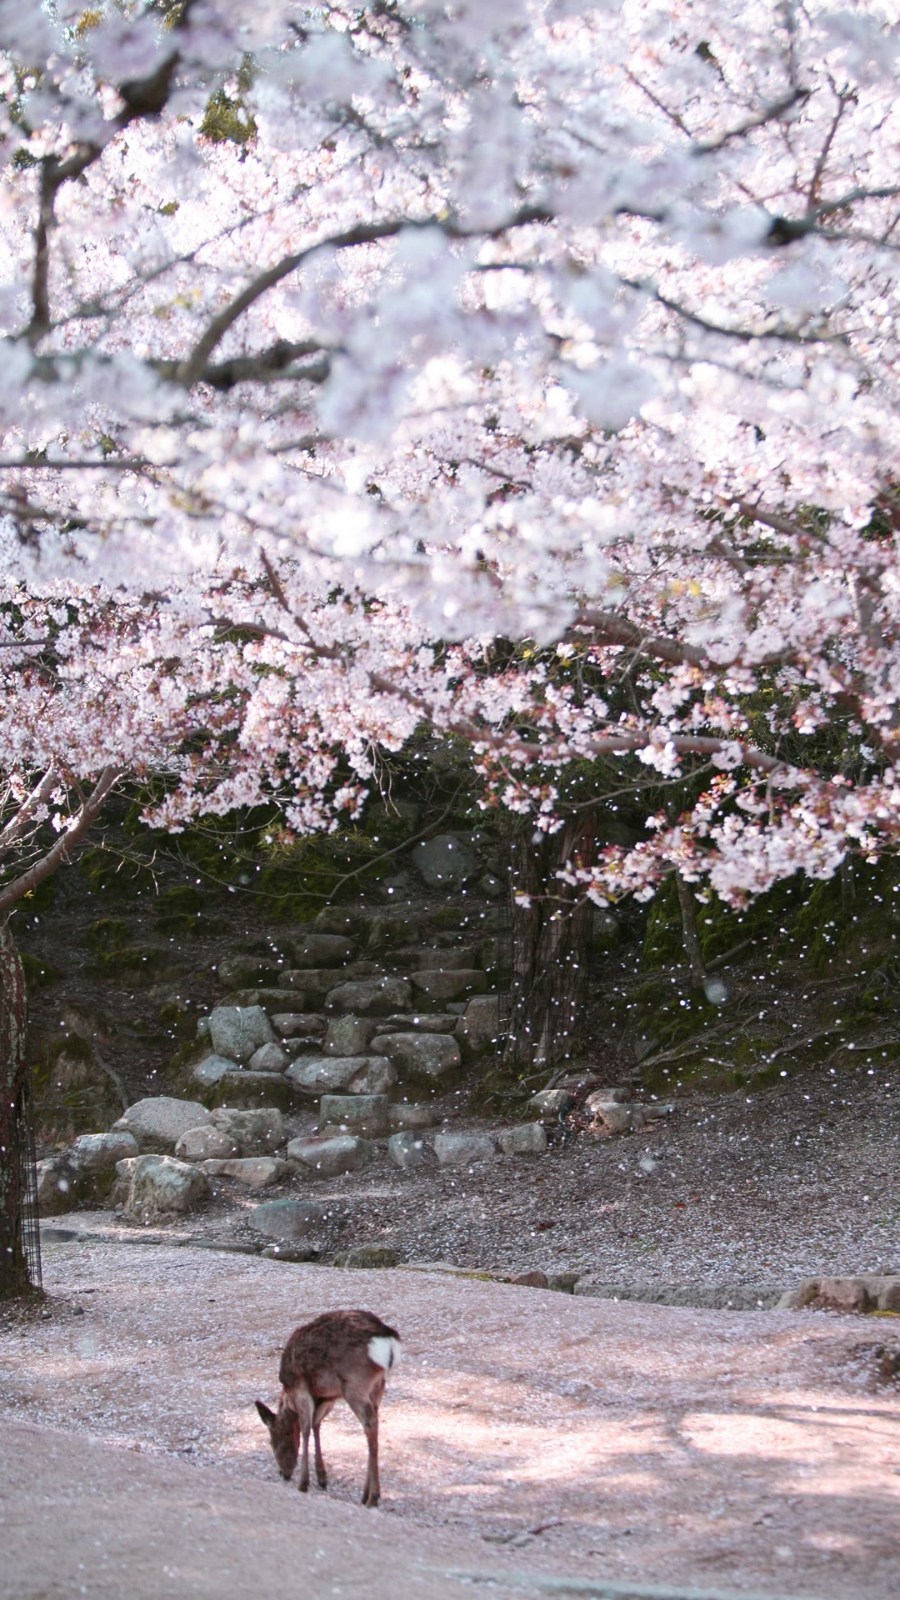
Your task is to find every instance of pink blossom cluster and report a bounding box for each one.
[0,2,898,908]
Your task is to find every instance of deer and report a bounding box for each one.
[256,1308,401,1507]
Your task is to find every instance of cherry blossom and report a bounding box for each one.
[0,0,897,911]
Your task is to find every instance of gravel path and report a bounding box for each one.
[2,1237,899,1600]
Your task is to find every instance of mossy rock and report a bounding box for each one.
[79,847,155,900]
[155,912,216,939]
[156,885,204,915]
[86,917,133,954]
[429,906,481,932]
[210,1071,294,1112]
[361,797,420,846]
[90,945,176,984]
[256,832,388,922]
[32,1034,125,1141]
[20,952,60,990]
[333,1246,400,1269]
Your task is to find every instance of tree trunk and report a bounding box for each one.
[674,871,707,984]
[0,920,38,1298]
[503,813,596,1081]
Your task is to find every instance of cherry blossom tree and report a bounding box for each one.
[0,0,895,911]
[2,0,898,1285]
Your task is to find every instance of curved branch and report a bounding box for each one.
[177,204,552,386]
[0,765,122,918]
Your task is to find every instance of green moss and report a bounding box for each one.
[33,1033,123,1140]
[20,952,59,989]
[90,945,174,982]
[256,831,387,921]
[156,885,203,915]
[86,917,133,953]
[79,848,154,900]
[200,89,257,145]
[47,1032,94,1067]
[155,913,214,939]
[361,798,420,847]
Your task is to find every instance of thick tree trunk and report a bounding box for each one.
[503,813,596,1080]
[0,920,36,1298]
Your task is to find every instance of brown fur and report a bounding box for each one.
[256,1309,400,1507]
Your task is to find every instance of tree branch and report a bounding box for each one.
[0,766,122,917]
[0,767,60,864]
[177,204,552,386]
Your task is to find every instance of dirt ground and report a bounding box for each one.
[2,1237,899,1600]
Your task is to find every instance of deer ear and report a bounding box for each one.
[256,1400,276,1429]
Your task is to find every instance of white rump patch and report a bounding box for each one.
[368,1335,401,1373]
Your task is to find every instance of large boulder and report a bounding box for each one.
[116,1154,210,1221]
[412,832,477,889]
[286,1054,396,1097]
[455,995,502,1058]
[69,1130,139,1171]
[314,907,368,938]
[410,969,488,1005]
[325,977,413,1016]
[364,915,415,954]
[221,987,297,1010]
[779,1274,900,1314]
[249,1198,327,1240]
[209,1106,286,1155]
[376,1033,462,1088]
[36,1130,140,1215]
[286,1134,372,1178]
[319,1093,389,1137]
[175,1124,237,1161]
[434,1132,496,1167]
[496,1122,548,1156]
[529,1087,575,1120]
[290,933,356,968]
[208,1005,275,1064]
[111,1097,211,1155]
[323,1016,379,1056]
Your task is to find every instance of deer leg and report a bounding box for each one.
[294,1392,313,1493]
[344,1374,385,1507]
[311,1398,336,1489]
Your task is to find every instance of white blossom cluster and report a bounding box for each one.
[0,2,898,907]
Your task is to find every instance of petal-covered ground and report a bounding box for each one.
[1,1238,898,1600]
